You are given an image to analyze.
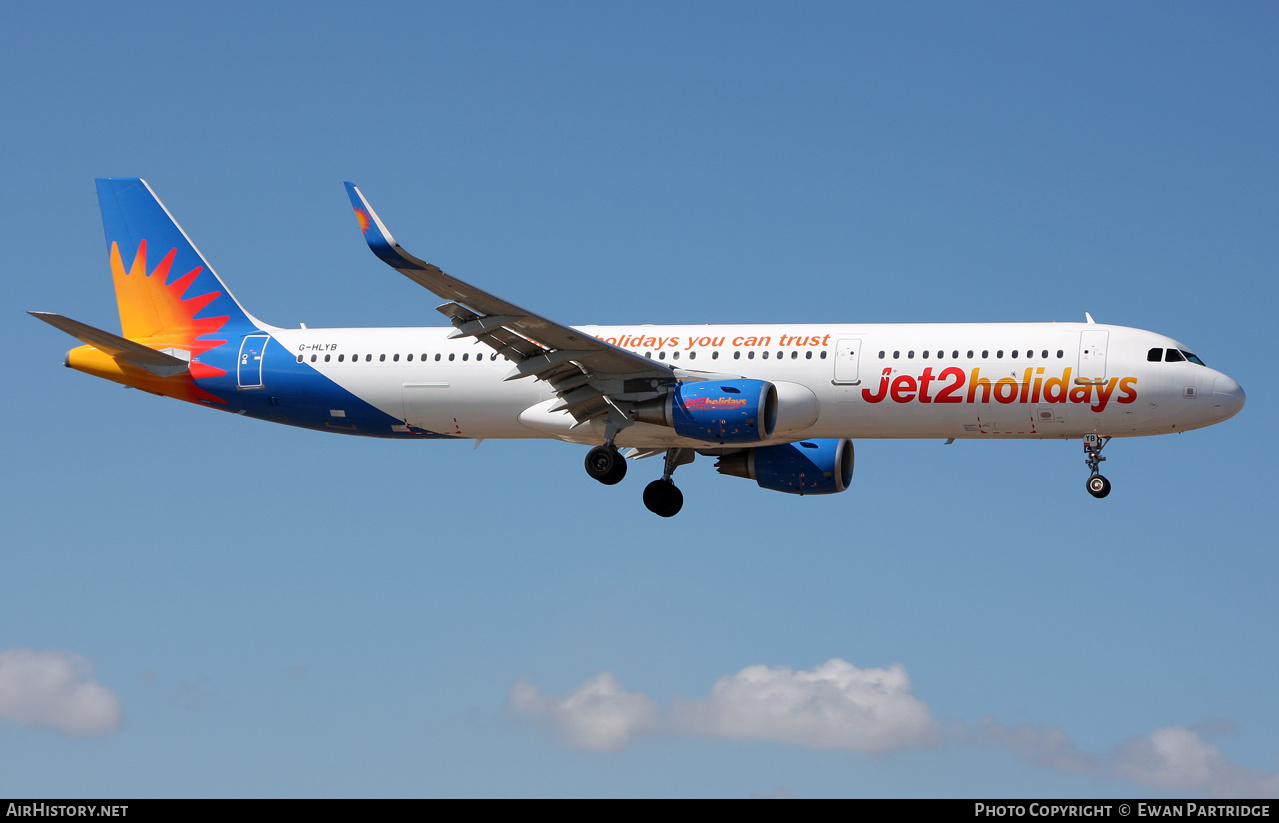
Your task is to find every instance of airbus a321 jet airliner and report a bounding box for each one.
[31,179,1246,516]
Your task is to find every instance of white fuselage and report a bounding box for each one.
[267,321,1244,447]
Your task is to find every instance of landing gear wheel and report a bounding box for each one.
[643,479,684,517]
[585,445,627,485]
[1082,435,1112,499]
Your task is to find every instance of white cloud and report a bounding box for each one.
[675,659,939,752]
[1112,726,1279,799]
[976,718,1098,773]
[977,719,1279,798]
[0,648,123,737]
[512,658,937,753]
[508,661,1279,799]
[510,672,657,751]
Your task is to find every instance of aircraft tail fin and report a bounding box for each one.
[95,178,263,341]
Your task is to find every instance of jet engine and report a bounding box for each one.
[635,379,777,444]
[716,439,854,495]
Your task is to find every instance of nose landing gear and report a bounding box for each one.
[1083,434,1111,499]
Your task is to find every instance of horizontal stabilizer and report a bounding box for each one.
[28,311,190,377]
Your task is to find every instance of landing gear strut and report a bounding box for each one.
[584,408,634,486]
[1083,433,1111,499]
[643,448,693,517]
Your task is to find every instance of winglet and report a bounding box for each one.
[1085,312,1096,324]
[344,182,430,271]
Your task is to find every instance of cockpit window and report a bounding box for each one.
[1164,349,1185,363]
[1148,347,1163,362]
[1181,350,1206,366]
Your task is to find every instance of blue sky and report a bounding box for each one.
[2,1,1275,798]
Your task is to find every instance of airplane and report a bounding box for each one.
[30,178,1246,517]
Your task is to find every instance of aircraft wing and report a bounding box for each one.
[344,183,674,425]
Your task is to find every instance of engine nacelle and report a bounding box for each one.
[635,379,777,444]
[716,438,854,495]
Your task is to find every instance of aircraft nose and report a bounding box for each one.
[1212,373,1246,421]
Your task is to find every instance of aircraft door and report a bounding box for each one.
[237,334,270,389]
[402,382,462,436]
[832,338,862,385]
[1078,331,1108,382]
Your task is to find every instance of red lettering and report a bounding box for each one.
[861,369,891,403]
[934,367,965,403]
[1090,377,1120,412]
[967,369,992,403]
[1042,368,1071,403]
[1117,377,1138,404]
[917,368,935,403]
[890,374,917,403]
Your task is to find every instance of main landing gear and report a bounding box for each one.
[585,444,627,485]
[643,448,693,518]
[1083,433,1112,499]
[585,443,692,516]
[584,410,634,486]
